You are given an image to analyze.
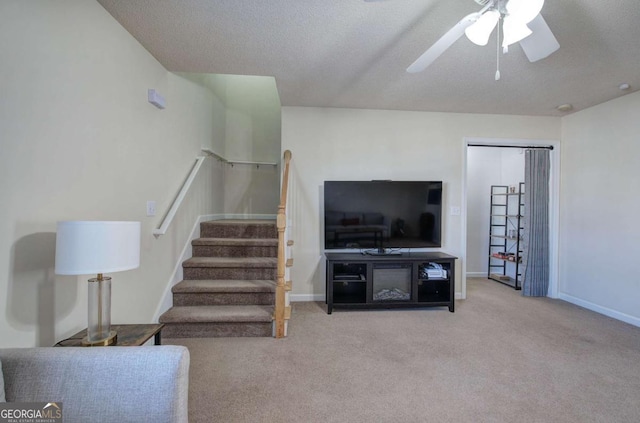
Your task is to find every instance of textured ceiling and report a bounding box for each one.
[97,0,640,116]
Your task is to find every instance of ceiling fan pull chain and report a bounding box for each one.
[495,16,501,80]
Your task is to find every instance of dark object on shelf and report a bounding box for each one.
[325,252,457,314]
[335,273,364,281]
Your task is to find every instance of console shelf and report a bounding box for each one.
[488,183,524,290]
[325,252,457,314]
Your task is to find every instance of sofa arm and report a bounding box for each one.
[0,346,189,423]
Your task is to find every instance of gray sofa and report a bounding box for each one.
[0,345,189,423]
[325,211,390,246]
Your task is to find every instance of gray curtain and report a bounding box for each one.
[521,149,550,296]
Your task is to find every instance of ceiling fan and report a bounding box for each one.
[404,0,560,77]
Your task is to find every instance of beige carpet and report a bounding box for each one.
[166,278,640,422]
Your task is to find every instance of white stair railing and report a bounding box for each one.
[153,148,278,237]
[153,155,207,237]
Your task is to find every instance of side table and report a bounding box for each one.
[54,324,165,347]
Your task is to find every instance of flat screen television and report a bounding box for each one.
[324,180,442,252]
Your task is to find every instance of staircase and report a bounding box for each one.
[159,219,278,337]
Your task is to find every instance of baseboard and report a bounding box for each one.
[466,272,486,278]
[290,294,325,302]
[455,292,464,300]
[201,213,225,221]
[558,293,640,328]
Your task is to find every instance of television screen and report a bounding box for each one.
[324,181,442,251]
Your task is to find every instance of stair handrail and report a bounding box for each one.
[274,150,292,338]
[153,155,207,237]
[201,148,277,167]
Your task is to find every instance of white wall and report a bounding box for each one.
[223,165,280,216]
[217,75,281,215]
[0,0,225,347]
[559,90,640,326]
[466,147,525,276]
[179,73,282,215]
[282,107,560,300]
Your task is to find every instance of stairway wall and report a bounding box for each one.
[0,0,226,348]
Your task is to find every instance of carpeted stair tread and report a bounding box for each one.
[193,238,278,246]
[160,305,273,323]
[173,279,276,293]
[200,220,277,239]
[203,219,276,225]
[183,257,277,268]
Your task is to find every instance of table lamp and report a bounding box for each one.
[55,221,141,346]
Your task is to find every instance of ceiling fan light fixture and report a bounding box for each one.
[465,9,500,46]
[506,0,544,24]
[502,15,532,49]
[406,0,558,75]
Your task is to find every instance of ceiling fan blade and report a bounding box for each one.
[407,13,480,73]
[519,14,559,62]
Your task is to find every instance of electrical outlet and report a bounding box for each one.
[450,206,461,216]
[146,201,156,217]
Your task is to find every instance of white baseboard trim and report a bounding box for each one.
[290,294,325,302]
[202,213,225,221]
[455,292,463,300]
[466,272,486,278]
[558,293,640,328]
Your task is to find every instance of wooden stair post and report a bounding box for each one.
[274,150,292,338]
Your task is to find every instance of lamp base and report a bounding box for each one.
[82,330,117,347]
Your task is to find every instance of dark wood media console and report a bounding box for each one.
[325,252,457,314]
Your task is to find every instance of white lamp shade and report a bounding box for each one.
[55,221,141,275]
[506,0,544,24]
[502,15,532,48]
[465,9,500,46]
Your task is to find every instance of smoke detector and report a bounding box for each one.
[556,104,573,112]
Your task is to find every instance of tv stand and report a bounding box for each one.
[326,252,456,314]
[364,249,402,256]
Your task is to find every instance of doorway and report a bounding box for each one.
[460,138,560,300]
